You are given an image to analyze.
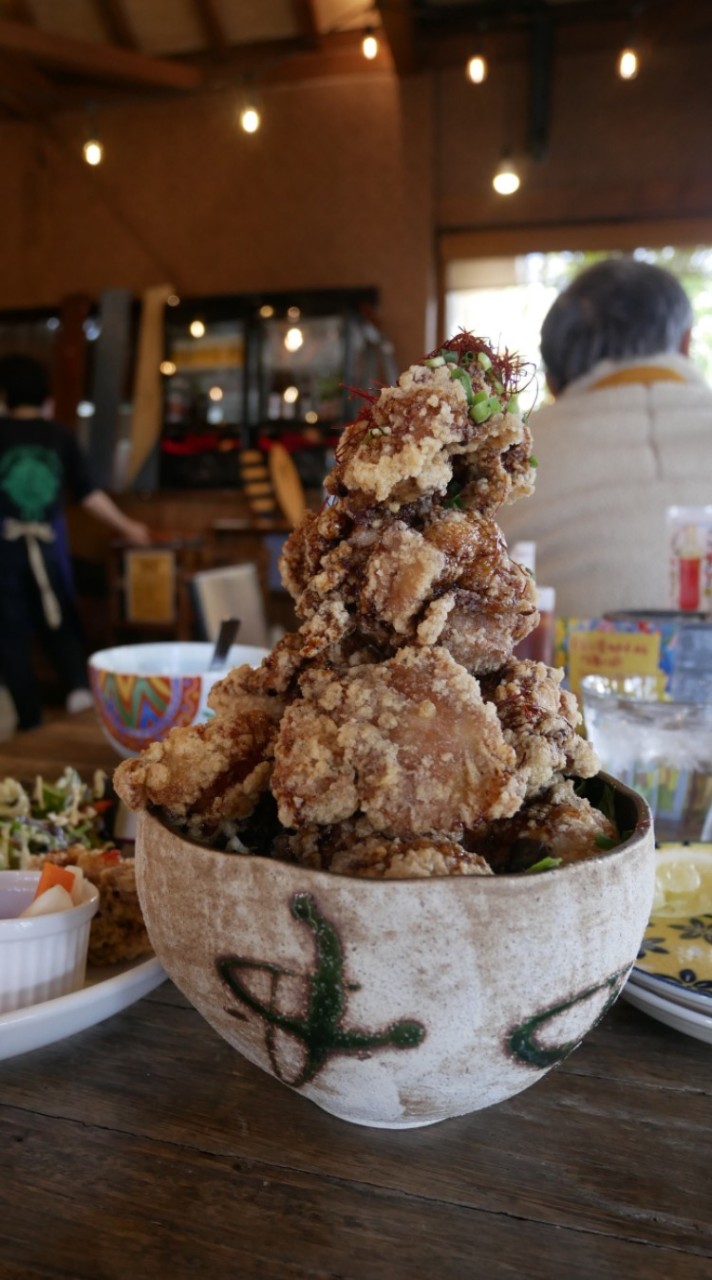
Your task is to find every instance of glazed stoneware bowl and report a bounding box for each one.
[135,776,654,1129]
[88,642,270,758]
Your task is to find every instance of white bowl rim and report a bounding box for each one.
[0,871,99,936]
[88,641,270,677]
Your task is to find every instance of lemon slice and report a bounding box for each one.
[652,844,712,918]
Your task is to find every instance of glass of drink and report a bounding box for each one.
[581,674,712,843]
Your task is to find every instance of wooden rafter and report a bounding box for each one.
[95,0,140,50]
[0,47,58,118]
[374,0,419,75]
[0,16,202,89]
[191,0,230,53]
[3,0,34,23]
[291,0,321,49]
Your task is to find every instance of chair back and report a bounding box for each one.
[190,563,270,648]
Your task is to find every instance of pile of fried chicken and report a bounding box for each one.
[114,333,616,878]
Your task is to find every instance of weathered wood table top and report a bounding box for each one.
[0,715,710,1279]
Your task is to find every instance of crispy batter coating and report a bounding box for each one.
[114,665,285,827]
[467,779,618,872]
[281,508,538,675]
[325,361,534,516]
[275,820,493,879]
[480,658,599,797]
[271,646,523,836]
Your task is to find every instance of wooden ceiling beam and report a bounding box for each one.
[3,0,35,23]
[0,16,202,89]
[95,0,140,50]
[374,0,419,75]
[194,29,391,86]
[191,0,230,53]
[291,0,321,49]
[0,47,59,117]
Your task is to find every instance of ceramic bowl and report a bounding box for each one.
[88,642,270,759]
[135,775,654,1129]
[0,871,100,1014]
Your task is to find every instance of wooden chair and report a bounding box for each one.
[190,562,270,648]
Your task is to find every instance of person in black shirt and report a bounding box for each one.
[0,352,151,729]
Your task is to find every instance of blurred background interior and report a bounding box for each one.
[0,0,711,733]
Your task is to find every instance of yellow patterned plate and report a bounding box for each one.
[632,913,712,1015]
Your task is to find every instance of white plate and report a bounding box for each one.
[621,980,712,1045]
[0,955,165,1061]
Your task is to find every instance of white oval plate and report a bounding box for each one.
[0,956,165,1061]
[621,980,712,1045]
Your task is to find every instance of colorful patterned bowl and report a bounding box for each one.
[135,775,654,1130]
[88,642,270,758]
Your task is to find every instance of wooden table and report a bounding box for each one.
[1,715,710,1279]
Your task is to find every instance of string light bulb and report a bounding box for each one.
[82,137,103,166]
[617,46,639,79]
[492,154,521,196]
[240,104,261,134]
[362,28,379,60]
[82,105,103,165]
[466,54,488,84]
[284,326,304,353]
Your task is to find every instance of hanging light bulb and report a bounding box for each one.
[362,28,379,60]
[240,103,261,133]
[82,137,103,166]
[284,326,304,353]
[82,105,103,165]
[617,46,639,79]
[466,54,488,85]
[492,154,520,196]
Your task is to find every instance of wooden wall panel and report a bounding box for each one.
[0,37,709,374]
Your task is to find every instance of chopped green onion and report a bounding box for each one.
[425,356,445,368]
[524,855,563,874]
[440,350,459,364]
[472,389,489,405]
[529,455,538,468]
[449,366,475,403]
[594,832,617,850]
[493,379,504,394]
[507,395,520,414]
[476,351,492,370]
[471,394,496,424]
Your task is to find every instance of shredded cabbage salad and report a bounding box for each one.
[0,768,110,870]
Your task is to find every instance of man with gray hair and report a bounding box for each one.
[500,256,712,617]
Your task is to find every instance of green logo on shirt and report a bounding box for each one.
[0,445,62,520]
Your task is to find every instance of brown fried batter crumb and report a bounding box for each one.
[271,646,523,836]
[467,779,618,872]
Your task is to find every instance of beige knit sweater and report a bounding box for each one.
[499,353,712,619]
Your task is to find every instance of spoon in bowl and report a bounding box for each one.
[208,618,241,671]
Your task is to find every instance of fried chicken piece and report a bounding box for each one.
[275,818,493,879]
[114,666,285,829]
[325,357,534,516]
[481,658,599,798]
[282,509,537,675]
[466,778,618,872]
[30,847,151,966]
[271,646,524,837]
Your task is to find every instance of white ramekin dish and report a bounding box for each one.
[0,871,100,1014]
